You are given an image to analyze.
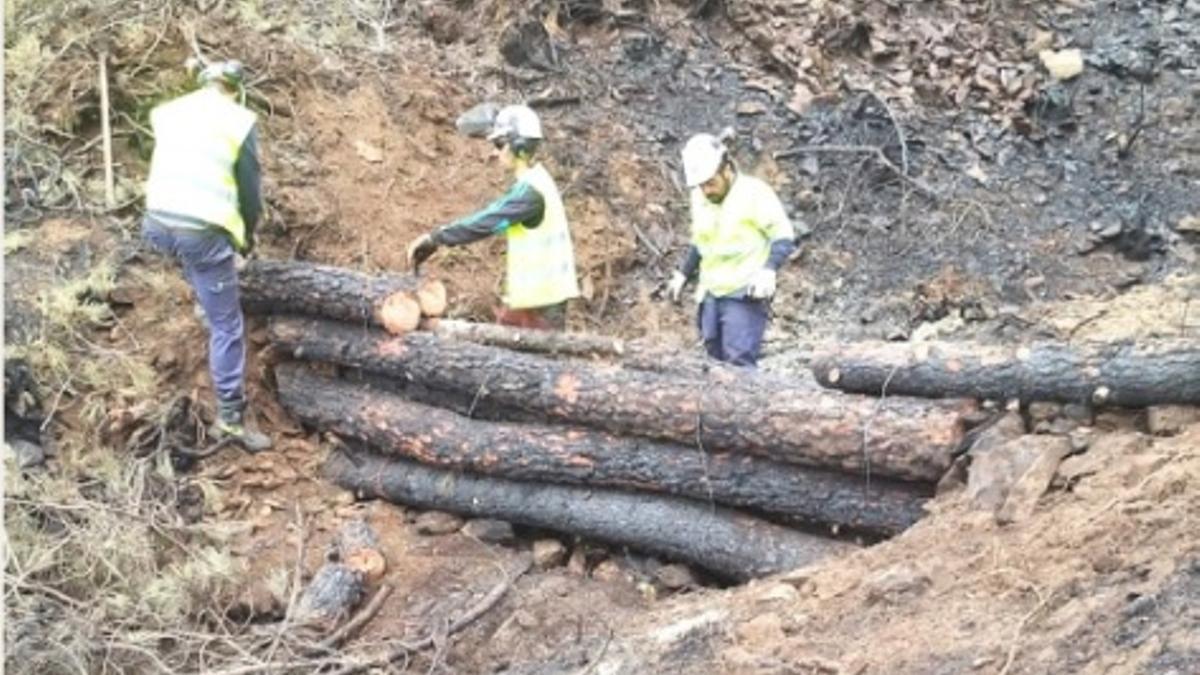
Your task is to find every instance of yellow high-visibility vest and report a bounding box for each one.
[504,164,580,309]
[689,174,794,300]
[144,87,257,250]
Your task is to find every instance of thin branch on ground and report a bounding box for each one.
[330,556,533,675]
[774,145,940,199]
[861,365,901,494]
[1117,83,1147,160]
[314,584,395,652]
[265,505,309,665]
[856,88,909,176]
[997,585,1055,675]
[181,22,210,67]
[575,624,615,675]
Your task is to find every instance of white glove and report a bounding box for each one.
[746,269,777,299]
[667,270,688,303]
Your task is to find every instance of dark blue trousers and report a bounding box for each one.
[142,217,246,404]
[697,294,769,368]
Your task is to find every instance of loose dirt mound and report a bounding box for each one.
[486,425,1199,674]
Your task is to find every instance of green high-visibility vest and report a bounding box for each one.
[145,87,257,250]
[503,164,581,309]
[689,174,795,301]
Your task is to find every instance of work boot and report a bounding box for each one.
[211,397,273,453]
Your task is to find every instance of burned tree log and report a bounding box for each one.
[424,318,632,359]
[812,340,1200,407]
[241,259,707,373]
[324,451,848,581]
[270,318,976,481]
[240,260,444,334]
[424,318,715,377]
[292,519,385,628]
[277,364,928,536]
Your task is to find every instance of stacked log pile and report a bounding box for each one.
[243,261,988,581]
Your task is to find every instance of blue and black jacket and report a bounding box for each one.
[431,180,546,246]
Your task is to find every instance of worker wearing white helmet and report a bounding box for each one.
[141,59,271,451]
[667,131,796,367]
[407,104,580,330]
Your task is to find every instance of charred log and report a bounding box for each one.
[271,317,975,481]
[277,364,928,536]
[292,519,385,628]
[812,340,1200,407]
[324,450,849,581]
[239,260,443,334]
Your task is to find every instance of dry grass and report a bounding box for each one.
[5,447,251,674]
[4,228,36,255]
[8,258,159,433]
[2,249,228,673]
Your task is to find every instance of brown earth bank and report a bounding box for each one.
[5,0,1199,673]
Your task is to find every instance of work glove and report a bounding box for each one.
[746,268,777,300]
[667,270,688,304]
[407,233,439,273]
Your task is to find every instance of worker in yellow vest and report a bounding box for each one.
[667,132,796,368]
[406,105,580,330]
[141,60,271,452]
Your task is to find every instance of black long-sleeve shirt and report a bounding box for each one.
[431,179,545,246]
[235,127,262,248]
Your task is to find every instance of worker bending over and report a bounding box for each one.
[668,132,796,368]
[406,105,580,331]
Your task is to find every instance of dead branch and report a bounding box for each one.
[628,220,663,258]
[265,506,308,664]
[180,23,210,68]
[997,585,1055,675]
[856,88,909,176]
[773,144,940,199]
[574,625,615,675]
[527,94,582,108]
[314,584,394,652]
[1117,83,1146,160]
[329,557,532,675]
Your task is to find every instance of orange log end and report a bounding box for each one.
[378,292,421,335]
[416,279,448,318]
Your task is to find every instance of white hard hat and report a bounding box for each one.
[198,60,246,88]
[681,133,727,187]
[488,104,543,142]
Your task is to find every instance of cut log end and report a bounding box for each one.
[416,279,448,318]
[345,548,387,583]
[377,292,422,335]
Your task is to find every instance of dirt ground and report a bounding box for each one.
[5,0,1200,673]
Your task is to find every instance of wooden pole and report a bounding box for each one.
[98,52,116,208]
